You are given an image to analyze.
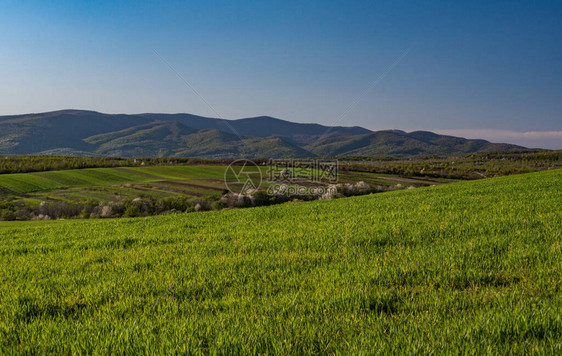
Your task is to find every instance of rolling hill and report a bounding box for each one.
[0,110,526,158]
[0,169,560,353]
[305,130,525,156]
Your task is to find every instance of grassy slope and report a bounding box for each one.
[0,170,560,353]
[0,165,443,206]
[0,166,228,194]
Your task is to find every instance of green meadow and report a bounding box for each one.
[0,169,560,353]
[0,164,443,208]
[0,166,228,195]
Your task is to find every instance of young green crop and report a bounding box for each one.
[0,166,230,194]
[0,165,441,214]
[0,170,560,354]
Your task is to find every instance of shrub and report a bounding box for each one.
[123,206,141,218]
[159,197,189,212]
[0,209,16,221]
[252,190,277,206]
[80,209,90,219]
[212,200,228,210]
[220,193,255,208]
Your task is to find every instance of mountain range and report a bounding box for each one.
[0,110,526,158]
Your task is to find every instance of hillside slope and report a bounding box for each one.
[306,130,526,156]
[0,169,560,353]
[0,110,364,157]
[0,110,526,157]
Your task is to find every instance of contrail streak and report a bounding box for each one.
[316,44,415,143]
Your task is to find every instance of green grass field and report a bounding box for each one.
[0,166,236,208]
[0,170,560,353]
[0,164,445,207]
[0,166,228,194]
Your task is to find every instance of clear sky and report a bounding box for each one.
[1,0,561,148]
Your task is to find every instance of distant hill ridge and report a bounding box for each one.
[0,110,526,158]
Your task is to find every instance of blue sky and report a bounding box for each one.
[1,0,561,148]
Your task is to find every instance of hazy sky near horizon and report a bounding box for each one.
[1,0,561,148]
